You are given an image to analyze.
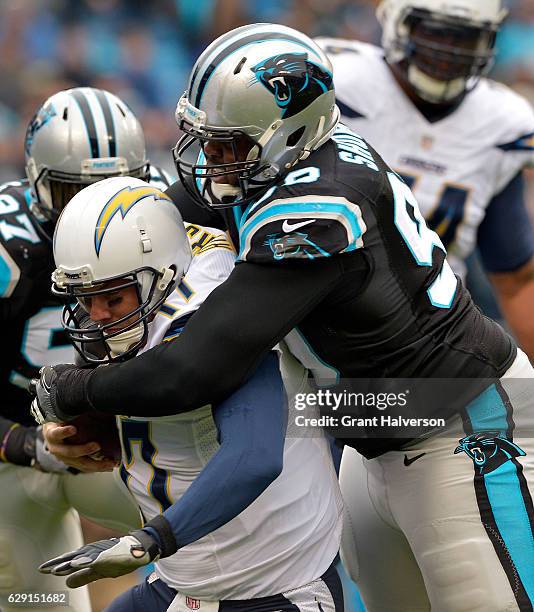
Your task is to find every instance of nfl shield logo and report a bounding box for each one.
[186,597,201,610]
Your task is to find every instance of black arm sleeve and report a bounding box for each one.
[165,181,227,230]
[83,257,347,416]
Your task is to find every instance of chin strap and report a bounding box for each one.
[106,325,145,358]
[210,182,242,202]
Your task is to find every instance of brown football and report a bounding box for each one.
[66,412,122,463]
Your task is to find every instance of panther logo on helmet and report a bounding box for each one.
[454,431,526,475]
[252,52,333,119]
[25,103,57,156]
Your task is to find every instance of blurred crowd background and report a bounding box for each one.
[0,1,532,609]
[0,0,533,189]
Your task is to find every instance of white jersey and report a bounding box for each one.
[318,39,534,277]
[118,224,343,600]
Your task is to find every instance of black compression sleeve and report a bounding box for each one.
[85,257,346,416]
[165,181,226,229]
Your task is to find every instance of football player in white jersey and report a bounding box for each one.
[38,177,344,612]
[317,0,534,360]
[0,87,176,612]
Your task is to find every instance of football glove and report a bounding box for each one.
[1,424,74,473]
[30,365,82,425]
[39,530,160,588]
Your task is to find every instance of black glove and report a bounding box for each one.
[39,529,161,588]
[1,424,75,473]
[29,365,89,425]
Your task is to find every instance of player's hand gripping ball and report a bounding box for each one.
[64,412,121,463]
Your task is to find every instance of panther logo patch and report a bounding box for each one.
[25,102,57,155]
[264,231,329,260]
[454,431,526,475]
[251,52,333,118]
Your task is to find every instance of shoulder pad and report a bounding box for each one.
[474,80,534,153]
[0,179,43,298]
[238,190,366,263]
[184,223,235,256]
[315,37,382,59]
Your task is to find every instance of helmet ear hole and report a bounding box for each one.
[286,126,306,148]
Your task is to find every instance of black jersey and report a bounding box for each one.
[78,126,515,458]
[0,179,64,426]
[1,167,174,427]
[221,124,514,381]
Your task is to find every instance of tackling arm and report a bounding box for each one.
[54,255,348,417]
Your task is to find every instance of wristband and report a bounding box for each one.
[0,423,21,463]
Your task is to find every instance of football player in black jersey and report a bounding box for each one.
[32,26,534,611]
[0,87,174,611]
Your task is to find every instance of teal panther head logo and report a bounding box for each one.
[454,432,526,475]
[25,103,57,155]
[251,52,333,119]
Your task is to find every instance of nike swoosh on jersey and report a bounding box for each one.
[282,219,315,232]
[403,452,426,466]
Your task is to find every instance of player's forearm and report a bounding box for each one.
[490,261,534,362]
[55,257,344,417]
[143,353,286,548]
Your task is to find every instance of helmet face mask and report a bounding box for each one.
[54,268,169,363]
[31,163,151,227]
[378,0,507,104]
[173,23,340,209]
[174,121,268,209]
[406,11,497,82]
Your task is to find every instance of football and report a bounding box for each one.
[66,412,122,463]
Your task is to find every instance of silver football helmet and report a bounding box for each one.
[377,0,508,103]
[25,87,149,236]
[52,177,192,363]
[174,23,339,208]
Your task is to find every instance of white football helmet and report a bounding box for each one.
[52,176,192,362]
[377,0,508,103]
[25,87,149,237]
[174,22,339,208]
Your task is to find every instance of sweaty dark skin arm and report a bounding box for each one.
[57,256,350,417]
